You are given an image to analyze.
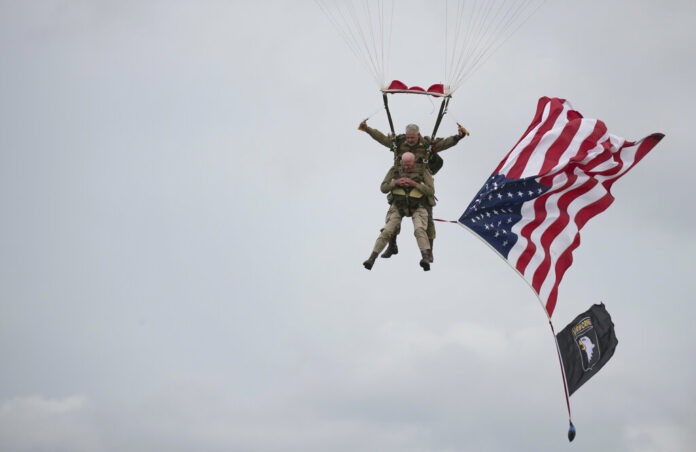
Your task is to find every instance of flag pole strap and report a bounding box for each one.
[549,320,576,441]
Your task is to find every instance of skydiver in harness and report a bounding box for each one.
[363,152,435,271]
[359,121,468,262]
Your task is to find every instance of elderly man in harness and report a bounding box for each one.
[363,152,436,271]
[359,121,467,261]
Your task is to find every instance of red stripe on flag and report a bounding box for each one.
[517,171,580,282]
[531,176,597,294]
[515,182,556,275]
[506,100,566,179]
[575,140,613,173]
[574,121,608,164]
[543,120,608,176]
[494,97,558,174]
[515,171,572,275]
[537,117,582,175]
[602,134,664,190]
[543,231,581,317]
[634,133,664,163]
[544,191,615,316]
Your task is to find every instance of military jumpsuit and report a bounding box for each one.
[364,125,462,240]
[372,165,435,254]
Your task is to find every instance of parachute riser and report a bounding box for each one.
[426,97,450,164]
[430,96,450,140]
[383,93,399,162]
[382,94,396,137]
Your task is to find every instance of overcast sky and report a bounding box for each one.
[1,1,694,451]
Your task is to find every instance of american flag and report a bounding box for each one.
[459,97,663,317]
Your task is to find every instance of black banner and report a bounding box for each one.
[556,303,618,396]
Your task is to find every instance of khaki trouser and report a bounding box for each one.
[426,204,436,240]
[391,204,436,239]
[372,204,430,253]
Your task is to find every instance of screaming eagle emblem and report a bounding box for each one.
[572,317,601,371]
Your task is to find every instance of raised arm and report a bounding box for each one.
[359,121,393,148]
[431,124,468,152]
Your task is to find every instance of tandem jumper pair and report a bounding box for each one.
[361,80,468,271]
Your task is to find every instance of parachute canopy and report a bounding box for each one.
[382,80,450,97]
[317,0,546,95]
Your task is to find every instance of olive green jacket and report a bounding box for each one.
[380,165,436,207]
[364,125,461,162]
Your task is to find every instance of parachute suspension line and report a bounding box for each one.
[448,0,484,88]
[455,0,544,88]
[378,1,385,84]
[426,95,437,115]
[319,1,544,93]
[446,108,464,132]
[467,0,496,67]
[446,1,468,89]
[355,0,392,87]
[387,0,394,77]
[450,0,499,88]
[468,0,544,88]
[361,1,382,84]
[452,0,509,87]
[315,1,380,86]
[362,105,384,122]
[431,97,450,140]
[376,0,391,86]
[452,0,488,84]
[443,0,448,87]
[315,0,394,88]
[470,0,510,66]
[443,0,545,93]
[378,0,394,86]
[345,1,382,85]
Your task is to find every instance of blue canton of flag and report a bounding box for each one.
[459,174,550,258]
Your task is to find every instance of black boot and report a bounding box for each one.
[363,252,379,270]
[428,239,434,263]
[419,250,432,271]
[381,237,399,258]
